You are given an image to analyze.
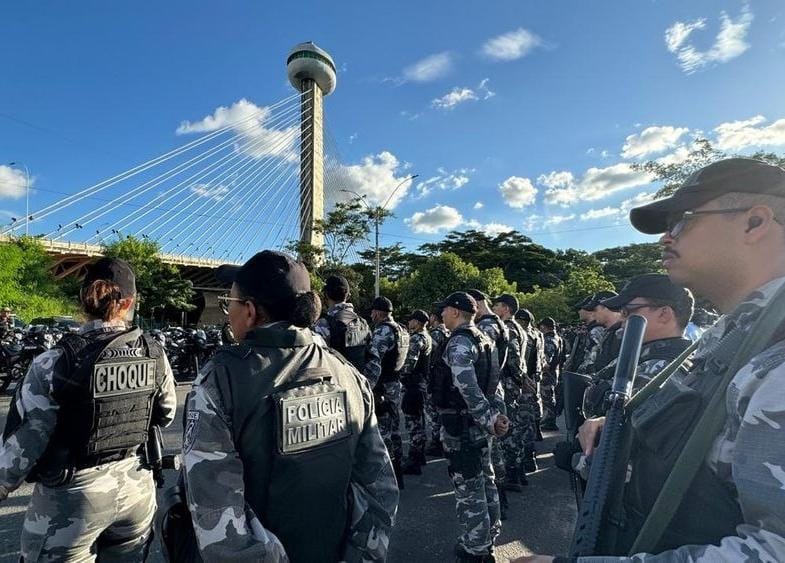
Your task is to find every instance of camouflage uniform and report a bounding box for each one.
[540,330,564,428]
[499,319,532,473]
[402,328,432,465]
[0,319,177,561]
[183,324,399,562]
[577,277,785,562]
[578,323,605,373]
[441,323,502,558]
[364,320,403,465]
[427,324,450,448]
[312,301,356,341]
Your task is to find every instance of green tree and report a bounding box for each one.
[102,236,194,320]
[592,242,663,289]
[0,236,79,322]
[519,265,614,324]
[357,243,427,281]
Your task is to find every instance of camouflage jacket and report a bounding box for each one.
[312,302,357,342]
[0,319,177,493]
[183,323,399,562]
[401,329,431,383]
[441,322,499,445]
[501,319,526,383]
[578,324,608,373]
[363,318,397,387]
[579,276,785,562]
[542,331,564,374]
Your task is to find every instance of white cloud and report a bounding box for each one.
[713,115,785,151]
[473,201,484,210]
[0,165,32,199]
[655,145,693,166]
[400,110,422,121]
[621,126,690,158]
[176,98,298,160]
[499,176,538,209]
[664,6,754,74]
[579,192,656,222]
[432,87,478,110]
[544,214,576,226]
[482,222,514,236]
[580,207,620,221]
[403,52,453,82]
[415,168,473,198]
[190,184,229,201]
[481,28,542,61]
[478,78,496,99]
[348,133,358,144]
[620,192,655,214]
[334,151,413,209]
[522,214,541,231]
[542,164,654,206]
[406,205,464,234]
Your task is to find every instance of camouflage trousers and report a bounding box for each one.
[490,437,506,486]
[377,380,403,462]
[443,436,501,556]
[499,378,531,469]
[425,398,441,445]
[22,457,156,562]
[404,412,426,461]
[540,371,558,424]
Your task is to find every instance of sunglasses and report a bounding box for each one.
[620,302,666,317]
[217,294,254,315]
[665,207,752,238]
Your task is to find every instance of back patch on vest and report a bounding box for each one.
[278,391,349,454]
[92,359,157,398]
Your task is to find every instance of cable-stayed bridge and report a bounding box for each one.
[1,42,371,291]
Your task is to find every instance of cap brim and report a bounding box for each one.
[215,265,241,286]
[629,190,716,235]
[600,294,630,310]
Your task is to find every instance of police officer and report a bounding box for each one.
[0,257,177,560]
[431,292,509,562]
[183,251,398,562]
[538,317,563,431]
[313,275,371,371]
[585,291,623,374]
[364,296,409,487]
[515,308,546,471]
[426,305,450,457]
[491,293,533,491]
[564,296,602,373]
[518,158,785,562]
[401,309,433,474]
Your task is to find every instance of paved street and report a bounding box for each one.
[0,384,575,562]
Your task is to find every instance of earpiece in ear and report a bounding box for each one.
[745,216,764,233]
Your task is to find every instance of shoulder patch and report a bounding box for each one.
[183,411,200,454]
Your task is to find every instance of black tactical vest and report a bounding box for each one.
[378,320,410,384]
[206,325,366,563]
[502,318,527,381]
[410,331,433,381]
[429,326,449,369]
[477,314,509,371]
[325,305,371,371]
[31,328,164,478]
[431,326,499,410]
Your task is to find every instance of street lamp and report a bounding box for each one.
[8,162,30,236]
[340,173,418,298]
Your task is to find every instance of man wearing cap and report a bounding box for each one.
[400,309,433,474]
[538,317,564,432]
[364,296,410,487]
[431,292,509,562]
[492,293,533,490]
[313,275,372,371]
[583,291,623,375]
[516,308,547,471]
[426,305,450,457]
[0,257,177,560]
[565,297,602,374]
[517,158,785,562]
[181,251,398,562]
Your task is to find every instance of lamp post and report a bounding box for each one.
[341,173,417,298]
[8,162,30,235]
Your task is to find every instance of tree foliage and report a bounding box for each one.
[102,236,195,318]
[592,242,663,289]
[519,266,615,324]
[0,236,79,322]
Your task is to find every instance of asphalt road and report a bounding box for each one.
[0,383,576,562]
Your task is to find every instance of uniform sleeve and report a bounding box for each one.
[0,350,61,493]
[183,367,289,563]
[578,348,785,563]
[446,336,498,435]
[401,333,424,375]
[313,318,330,341]
[151,354,177,428]
[363,325,393,387]
[505,331,524,379]
[343,377,400,562]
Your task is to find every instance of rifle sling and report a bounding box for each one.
[629,280,785,555]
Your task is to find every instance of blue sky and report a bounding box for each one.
[1,0,784,260]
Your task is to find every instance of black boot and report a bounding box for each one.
[519,466,529,487]
[523,445,538,473]
[455,545,491,562]
[503,466,523,492]
[393,458,405,489]
[541,418,559,432]
[402,458,422,475]
[535,419,544,441]
[499,488,509,521]
[426,440,444,457]
[416,450,427,466]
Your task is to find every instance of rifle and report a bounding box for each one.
[144,425,181,488]
[569,315,647,557]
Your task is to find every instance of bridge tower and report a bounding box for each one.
[286,42,336,258]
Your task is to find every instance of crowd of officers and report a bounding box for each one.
[2,157,785,563]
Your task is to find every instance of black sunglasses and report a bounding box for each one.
[665,208,752,238]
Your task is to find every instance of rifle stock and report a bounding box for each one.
[570,315,647,557]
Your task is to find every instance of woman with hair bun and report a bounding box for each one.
[0,257,177,561]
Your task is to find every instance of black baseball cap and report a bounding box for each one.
[325,275,350,295]
[409,309,429,324]
[216,251,310,302]
[575,296,594,310]
[371,296,394,313]
[539,316,556,329]
[601,273,694,311]
[516,308,534,323]
[436,292,478,314]
[492,293,519,315]
[83,257,136,298]
[466,289,490,303]
[583,290,618,311]
[630,158,785,235]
